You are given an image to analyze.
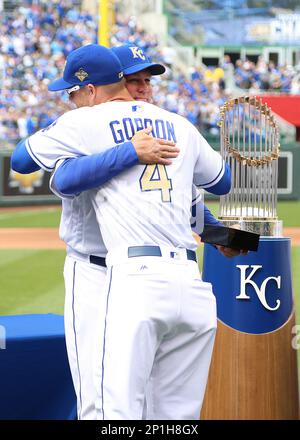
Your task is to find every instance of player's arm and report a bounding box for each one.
[52,127,178,196]
[192,127,231,195]
[195,159,231,195]
[203,162,231,195]
[11,127,178,195]
[11,139,41,173]
[203,205,222,226]
[192,200,244,258]
[191,184,244,258]
[12,135,139,183]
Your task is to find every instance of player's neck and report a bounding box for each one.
[107,89,133,103]
[108,97,131,102]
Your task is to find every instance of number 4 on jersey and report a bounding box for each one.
[140,164,173,202]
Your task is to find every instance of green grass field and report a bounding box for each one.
[0,206,61,228]
[0,249,65,315]
[204,200,300,227]
[0,201,299,318]
[0,200,299,228]
[0,202,299,383]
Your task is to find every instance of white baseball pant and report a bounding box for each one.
[63,255,106,420]
[93,246,217,420]
[63,254,150,420]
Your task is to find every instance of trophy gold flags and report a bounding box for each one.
[201,96,299,420]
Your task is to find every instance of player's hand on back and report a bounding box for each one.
[131,126,179,165]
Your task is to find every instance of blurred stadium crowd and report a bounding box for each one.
[1,0,300,149]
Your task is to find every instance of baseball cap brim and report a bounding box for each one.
[48,77,77,92]
[124,62,165,76]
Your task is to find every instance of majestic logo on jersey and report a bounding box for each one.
[202,239,293,334]
[129,46,146,60]
[75,68,88,81]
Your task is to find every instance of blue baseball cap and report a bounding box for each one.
[111,45,165,76]
[48,44,124,92]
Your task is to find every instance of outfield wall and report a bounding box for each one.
[0,154,59,207]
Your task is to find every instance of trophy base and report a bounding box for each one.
[218,219,283,237]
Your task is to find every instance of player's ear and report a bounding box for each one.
[86,84,97,106]
[86,84,96,95]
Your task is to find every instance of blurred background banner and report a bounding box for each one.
[165,1,300,46]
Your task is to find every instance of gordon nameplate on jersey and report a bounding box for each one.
[201,224,260,252]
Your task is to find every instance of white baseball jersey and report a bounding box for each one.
[59,193,107,258]
[26,101,224,253]
[25,127,107,259]
[25,100,222,420]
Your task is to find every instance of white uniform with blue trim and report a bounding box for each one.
[25,145,108,420]
[26,100,224,420]
[60,193,107,420]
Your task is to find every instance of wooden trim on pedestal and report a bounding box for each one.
[200,312,299,420]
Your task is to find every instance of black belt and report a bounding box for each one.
[89,255,107,267]
[127,246,197,262]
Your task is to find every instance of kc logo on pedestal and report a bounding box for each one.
[236,265,281,311]
[202,238,294,334]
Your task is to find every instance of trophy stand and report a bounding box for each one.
[200,97,299,419]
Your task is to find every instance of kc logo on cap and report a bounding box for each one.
[129,47,146,61]
[111,44,166,76]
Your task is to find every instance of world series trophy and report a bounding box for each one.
[219,96,281,236]
[200,97,299,420]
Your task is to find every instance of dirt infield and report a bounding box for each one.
[0,205,60,213]
[0,228,65,249]
[284,228,300,246]
[0,227,299,249]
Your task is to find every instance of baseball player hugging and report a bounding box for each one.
[21,44,230,420]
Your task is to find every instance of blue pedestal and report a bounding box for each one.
[202,238,293,334]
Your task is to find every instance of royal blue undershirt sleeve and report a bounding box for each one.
[199,206,223,247]
[54,153,231,197]
[11,139,41,173]
[12,136,225,248]
[202,162,231,195]
[53,142,138,195]
[11,138,139,194]
[12,138,230,222]
[203,205,222,227]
